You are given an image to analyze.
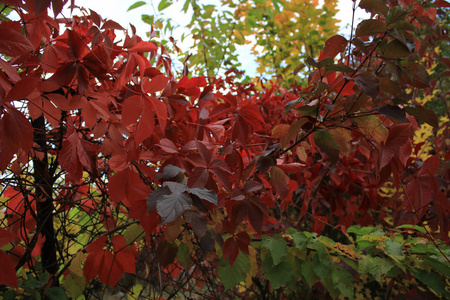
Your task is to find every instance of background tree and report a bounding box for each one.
[137,0,338,84]
[0,0,449,299]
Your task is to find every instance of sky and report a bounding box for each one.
[60,0,369,76]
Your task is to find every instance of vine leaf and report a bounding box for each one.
[0,105,33,171]
[59,132,100,182]
[0,28,33,57]
[0,251,17,288]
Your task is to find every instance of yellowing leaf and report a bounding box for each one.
[314,130,340,164]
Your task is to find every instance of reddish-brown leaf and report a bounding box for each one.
[223,236,239,267]
[157,138,179,154]
[4,77,40,103]
[143,74,169,93]
[0,228,16,247]
[433,0,450,7]
[355,19,386,37]
[59,132,100,182]
[0,28,34,57]
[352,71,379,99]
[0,251,17,288]
[67,29,90,60]
[130,40,158,52]
[0,105,33,171]
[323,35,347,58]
[269,166,289,198]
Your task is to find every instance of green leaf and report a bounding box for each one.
[262,253,293,289]
[297,104,318,116]
[312,251,331,279]
[284,97,306,113]
[218,252,250,290]
[63,273,85,299]
[359,256,394,283]
[318,57,334,69]
[158,0,173,11]
[261,235,287,265]
[386,6,409,25]
[396,224,426,233]
[423,258,450,277]
[313,130,340,164]
[46,287,69,300]
[177,243,192,270]
[383,39,411,59]
[332,267,354,300]
[124,223,145,243]
[301,257,320,286]
[413,270,450,297]
[24,272,49,288]
[291,231,309,251]
[141,14,154,25]
[127,1,146,11]
[182,0,191,13]
[385,240,403,258]
[355,19,386,37]
[2,290,15,300]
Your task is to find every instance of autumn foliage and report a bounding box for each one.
[0,0,449,299]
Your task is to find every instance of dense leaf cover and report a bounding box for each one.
[0,0,449,298]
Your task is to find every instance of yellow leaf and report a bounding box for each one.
[69,252,88,278]
[245,246,258,287]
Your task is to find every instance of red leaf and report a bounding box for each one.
[237,103,265,128]
[323,35,347,58]
[50,62,77,86]
[4,77,40,103]
[352,71,379,99]
[101,20,125,30]
[223,237,239,266]
[157,138,179,154]
[59,132,100,182]
[130,41,158,52]
[269,166,289,198]
[135,100,155,144]
[148,96,168,131]
[115,56,136,90]
[0,28,34,57]
[0,251,17,288]
[195,140,212,165]
[67,29,90,60]
[433,0,450,7]
[0,57,20,83]
[0,228,17,247]
[386,124,411,148]
[277,163,306,174]
[417,155,439,176]
[247,201,264,234]
[187,167,210,188]
[108,168,150,205]
[0,105,33,171]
